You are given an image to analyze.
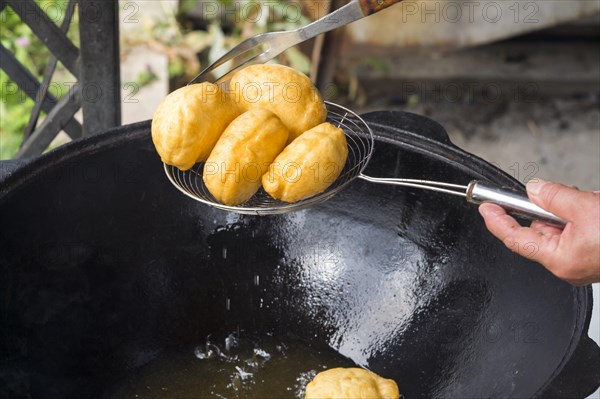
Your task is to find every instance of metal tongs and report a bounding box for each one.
[188,0,403,84]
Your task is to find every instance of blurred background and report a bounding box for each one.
[1,1,599,396]
[1,1,599,190]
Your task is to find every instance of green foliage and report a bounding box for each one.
[174,0,313,78]
[0,0,77,160]
[136,68,159,88]
[168,58,186,79]
[359,56,390,75]
[178,0,199,15]
[0,86,31,159]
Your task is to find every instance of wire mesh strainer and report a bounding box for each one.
[164,102,373,215]
[163,102,566,226]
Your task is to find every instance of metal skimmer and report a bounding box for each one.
[163,102,566,226]
[164,102,373,215]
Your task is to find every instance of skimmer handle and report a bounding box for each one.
[466,180,567,228]
[358,0,404,15]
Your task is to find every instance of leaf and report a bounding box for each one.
[178,0,199,15]
[284,47,310,74]
[182,30,213,53]
[169,58,186,78]
[136,68,159,87]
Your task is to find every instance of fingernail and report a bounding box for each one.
[479,204,503,217]
[526,178,547,196]
[478,206,489,217]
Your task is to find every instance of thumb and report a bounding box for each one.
[526,178,581,221]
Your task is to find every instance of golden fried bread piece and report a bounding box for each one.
[230,64,327,142]
[203,109,289,205]
[262,122,347,203]
[151,83,239,170]
[305,368,400,399]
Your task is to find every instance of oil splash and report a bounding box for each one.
[107,332,356,399]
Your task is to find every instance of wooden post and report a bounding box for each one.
[78,0,121,135]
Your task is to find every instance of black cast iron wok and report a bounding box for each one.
[1,111,598,398]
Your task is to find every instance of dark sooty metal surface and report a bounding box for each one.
[0,114,591,399]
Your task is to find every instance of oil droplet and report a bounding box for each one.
[253,348,271,360]
[294,370,318,399]
[225,333,239,352]
[235,366,253,380]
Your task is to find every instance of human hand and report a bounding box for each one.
[478,178,600,286]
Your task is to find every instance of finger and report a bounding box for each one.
[530,220,563,237]
[479,203,559,264]
[525,179,584,221]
